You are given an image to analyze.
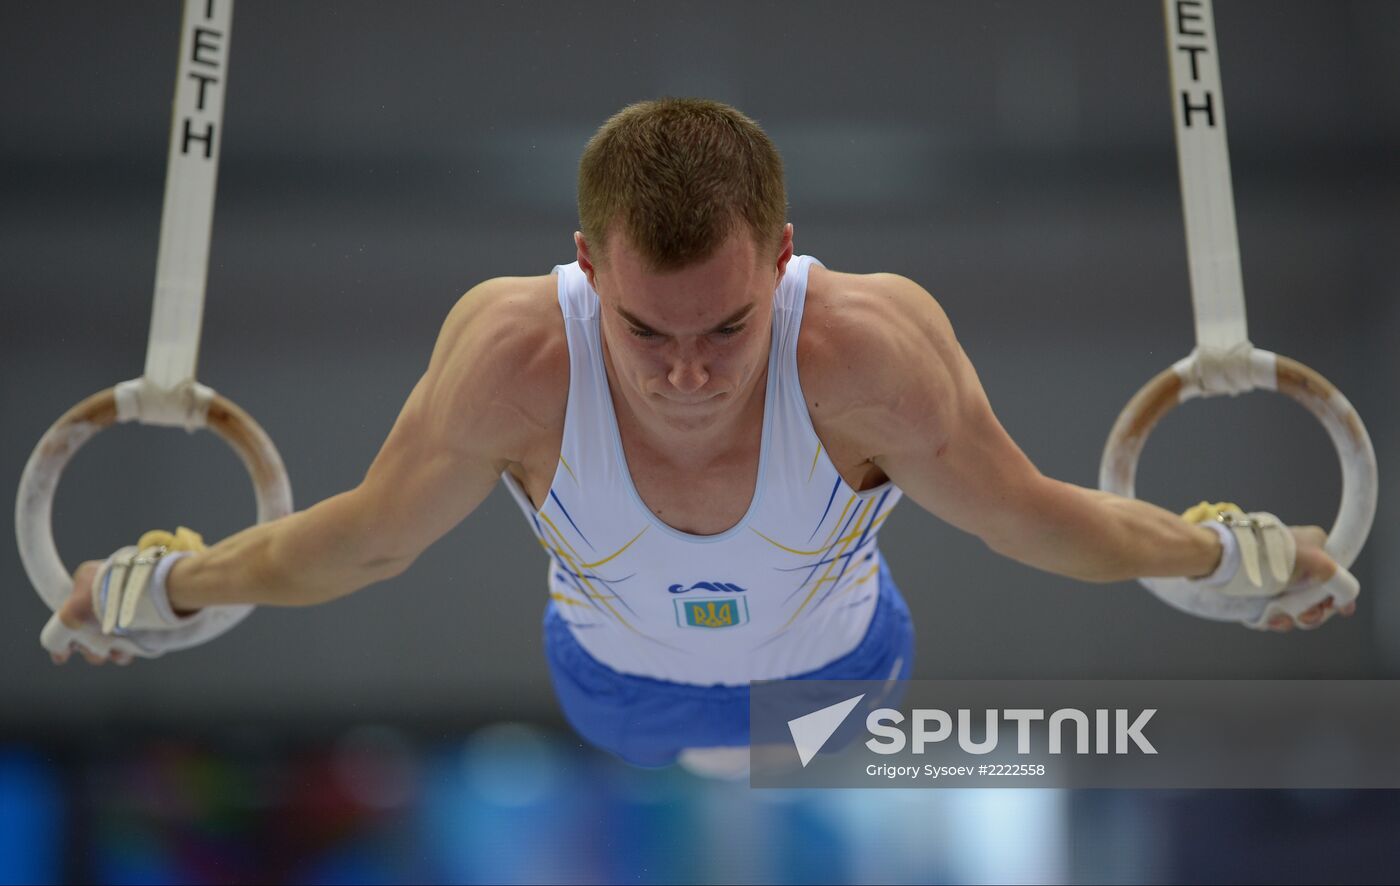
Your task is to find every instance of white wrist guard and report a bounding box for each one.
[41,528,254,660]
[1142,509,1356,630]
[1202,511,1295,597]
[92,546,197,633]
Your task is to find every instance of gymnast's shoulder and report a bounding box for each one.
[799,265,959,440]
[427,275,568,445]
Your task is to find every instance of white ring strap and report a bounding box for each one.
[137,0,234,428]
[1166,0,1253,396]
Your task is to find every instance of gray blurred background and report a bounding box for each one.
[2,0,1397,733]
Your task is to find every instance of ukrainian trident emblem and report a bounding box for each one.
[677,597,750,629]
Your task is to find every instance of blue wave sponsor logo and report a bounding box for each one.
[675,596,750,629]
[668,581,747,594]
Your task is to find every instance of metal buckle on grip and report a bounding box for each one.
[1216,511,1268,531]
[130,545,170,567]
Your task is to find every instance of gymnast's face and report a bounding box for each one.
[577,223,794,430]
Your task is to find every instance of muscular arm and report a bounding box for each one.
[164,277,547,610]
[820,273,1221,584]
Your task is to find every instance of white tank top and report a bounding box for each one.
[501,255,903,686]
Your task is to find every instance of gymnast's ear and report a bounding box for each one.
[574,231,598,289]
[773,223,795,280]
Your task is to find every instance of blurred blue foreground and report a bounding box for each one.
[2,723,1399,885]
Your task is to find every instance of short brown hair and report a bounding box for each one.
[577,98,787,270]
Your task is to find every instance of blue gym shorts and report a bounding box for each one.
[542,555,915,768]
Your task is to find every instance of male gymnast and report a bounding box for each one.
[50,99,1357,769]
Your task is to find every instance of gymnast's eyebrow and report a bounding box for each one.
[615,303,755,336]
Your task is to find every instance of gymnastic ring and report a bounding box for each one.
[15,386,292,655]
[1099,348,1377,570]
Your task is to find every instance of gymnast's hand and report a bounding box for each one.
[49,527,207,666]
[1270,525,1358,632]
[1133,503,1360,632]
[49,560,125,665]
